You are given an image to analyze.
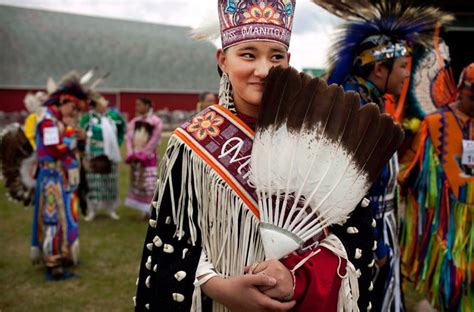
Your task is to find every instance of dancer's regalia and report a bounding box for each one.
[135,1,366,311]
[30,72,88,278]
[80,92,125,220]
[125,108,162,214]
[397,36,457,173]
[399,64,474,311]
[135,103,370,310]
[313,1,453,310]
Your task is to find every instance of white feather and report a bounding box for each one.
[46,77,57,94]
[80,67,97,84]
[190,11,220,43]
[89,72,111,90]
[251,121,371,259]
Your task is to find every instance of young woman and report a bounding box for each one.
[135,1,369,311]
[125,97,163,217]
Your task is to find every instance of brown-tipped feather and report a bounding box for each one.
[302,78,329,129]
[307,84,344,139]
[276,68,304,128]
[372,122,404,180]
[258,66,303,129]
[287,75,322,130]
[258,66,285,128]
[340,92,363,148]
[322,84,350,142]
[360,114,395,181]
[348,104,381,169]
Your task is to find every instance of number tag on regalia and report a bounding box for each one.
[43,127,60,146]
[462,140,474,165]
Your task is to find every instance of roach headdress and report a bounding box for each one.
[311,0,454,85]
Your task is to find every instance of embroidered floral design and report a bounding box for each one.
[219,0,295,49]
[187,111,225,141]
[243,1,281,25]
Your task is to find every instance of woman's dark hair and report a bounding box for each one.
[199,91,214,102]
[137,97,152,107]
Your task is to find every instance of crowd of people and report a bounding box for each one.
[0,0,472,311]
[0,73,168,279]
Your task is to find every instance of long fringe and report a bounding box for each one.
[319,234,360,312]
[153,135,265,312]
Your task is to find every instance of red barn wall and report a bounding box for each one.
[0,88,200,120]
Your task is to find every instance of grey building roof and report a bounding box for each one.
[0,5,219,92]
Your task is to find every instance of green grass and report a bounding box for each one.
[0,136,170,312]
[0,133,425,311]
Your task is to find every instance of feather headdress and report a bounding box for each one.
[43,71,88,107]
[44,68,109,108]
[311,0,454,85]
[251,66,404,259]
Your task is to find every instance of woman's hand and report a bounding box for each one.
[201,274,296,312]
[248,259,295,300]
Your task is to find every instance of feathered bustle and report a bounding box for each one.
[251,66,404,259]
[0,124,35,205]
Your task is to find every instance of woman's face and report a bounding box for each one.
[217,41,290,115]
[136,100,149,115]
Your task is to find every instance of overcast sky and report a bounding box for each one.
[0,0,342,70]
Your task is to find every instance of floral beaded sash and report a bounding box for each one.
[174,105,259,217]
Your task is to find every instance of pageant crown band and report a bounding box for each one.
[218,0,296,49]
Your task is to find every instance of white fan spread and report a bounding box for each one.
[250,67,404,259]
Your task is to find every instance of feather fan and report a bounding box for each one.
[250,67,404,259]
